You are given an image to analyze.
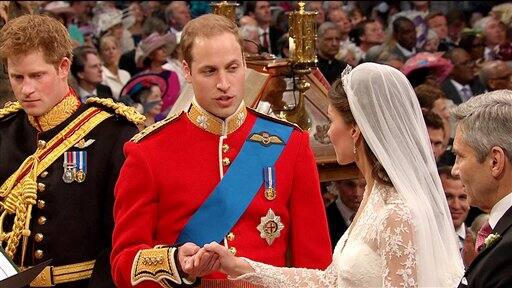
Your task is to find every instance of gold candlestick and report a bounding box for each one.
[210,1,239,23]
[274,1,317,130]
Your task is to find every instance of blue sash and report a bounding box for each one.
[176,118,293,246]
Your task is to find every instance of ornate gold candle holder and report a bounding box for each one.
[274,1,317,130]
[210,1,239,23]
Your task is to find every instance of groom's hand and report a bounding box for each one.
[179,244,220,277]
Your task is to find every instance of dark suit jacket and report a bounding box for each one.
[441,78,486,105]
[326,202,349,251]
[458,205,512,288]
[263,26,281,56]
[97,84,114,100]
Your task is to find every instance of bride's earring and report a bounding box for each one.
[353,143,358,161]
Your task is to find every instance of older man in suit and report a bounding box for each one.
[442,48,486,105]
[452,90,512,288]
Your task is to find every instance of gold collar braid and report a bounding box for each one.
[187,100,247,136]
[28,90,80,132]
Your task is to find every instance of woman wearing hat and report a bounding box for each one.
[96,9,134,53]
[137,32,181,120]
[120,73,166,130]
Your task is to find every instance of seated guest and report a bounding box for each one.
[325,178,365,251]
[479,60,512,91]
[119,73,167,130]
[71,46,113,102]
[442,48,486,104]
[316,22,347,84]
[99,35,131,100]
[424,111,446,163]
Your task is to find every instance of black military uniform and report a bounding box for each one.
[0,92,141,287]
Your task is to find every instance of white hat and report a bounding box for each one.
[96,9,123,36]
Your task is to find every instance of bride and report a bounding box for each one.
[193,63,464,287]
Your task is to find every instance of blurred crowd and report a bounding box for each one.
[2,0,512,269]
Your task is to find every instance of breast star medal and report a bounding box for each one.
[257,208,284,245]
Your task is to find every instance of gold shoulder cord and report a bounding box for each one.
[0,108,112,265]
[0,101,23,120]
[86,97,145,125]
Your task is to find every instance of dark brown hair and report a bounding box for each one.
[328,78,393,187]
[423,110,444,131]
[415,84,446,110]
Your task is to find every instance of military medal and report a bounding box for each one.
[62,151,87,183]
[63,152,76,183]
[74,151,87,183]
[257,209,284,245]
[264,166,276,200]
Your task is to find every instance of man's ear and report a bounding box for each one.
[490,146,507,178]
[58,57,71,79]
[182,60,192,83]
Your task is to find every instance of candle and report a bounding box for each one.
[289,37,295,59]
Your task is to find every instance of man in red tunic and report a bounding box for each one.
[111,14,331,288]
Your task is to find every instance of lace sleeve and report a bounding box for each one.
[230,258,338,288]
[379,203,418,288]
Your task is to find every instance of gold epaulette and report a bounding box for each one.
[130,112,182,143]
[0,101,23,121]
[247,107,302,131]
[86,97,145,125]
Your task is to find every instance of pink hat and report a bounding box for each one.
[401,52,454,82]
[137,32,177,61]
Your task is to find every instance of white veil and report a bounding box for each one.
[342,63,464,286]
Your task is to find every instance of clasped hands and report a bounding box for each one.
[177,242,253,279]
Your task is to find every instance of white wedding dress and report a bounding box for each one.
[232,183,418,287]
[229,63,464,288]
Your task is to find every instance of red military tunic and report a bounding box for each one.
[111,101,331,287]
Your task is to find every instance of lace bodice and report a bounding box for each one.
[232,184,418,288]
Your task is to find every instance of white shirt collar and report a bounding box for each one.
[77,86,97,103]
[335,197,356,226]
[456,223,466,240]
[450,79,470,93]
[396,42,416,58]
[101,66,116,80]
[489,192,512,229]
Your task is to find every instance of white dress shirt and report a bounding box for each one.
[489,192,512,229]
[77,86,97,103]
[450,79,472,102]
[101,66,131,100]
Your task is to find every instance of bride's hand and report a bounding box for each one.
[204,242,254,278]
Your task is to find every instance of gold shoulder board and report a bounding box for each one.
[86,97,145,125]
[0,101,23,121]
[247,107,302,131]
[131,112,182,143]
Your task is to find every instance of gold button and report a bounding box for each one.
[37,200,45,209]
[34,233,44,242]
[222,144,230,153]
[40,171,49,178]
[222,157,231,166]
[37,183,45,192]
[37,216,46,225]
[228,247,237,255]
[34,250,44,259]
[227,232,235,241]
[37,140,46,149]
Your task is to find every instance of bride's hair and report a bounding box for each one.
[328,78,393,187]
